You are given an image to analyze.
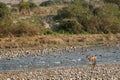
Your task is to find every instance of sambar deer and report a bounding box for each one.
[86,55,97,68]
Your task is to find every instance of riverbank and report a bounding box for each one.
[0,34,120,50]
[0,34,120,60]
[0,34,120,80]
[0,43,120,60]
[0,64,120,80]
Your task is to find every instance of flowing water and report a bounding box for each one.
[0,44,120,71]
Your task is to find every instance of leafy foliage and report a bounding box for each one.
[44,29,53,35]
[57,19,82,34]
[14,21,43,36]
[0,2,9,19]
[19,1,30,10]
[0,2,13,37]
[40,0,55,6]
[19,1,37,11]
[54,0,120,34]
[29,2,37,9]
[40,0,74,6]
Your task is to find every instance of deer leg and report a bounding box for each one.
[92,61,96,69]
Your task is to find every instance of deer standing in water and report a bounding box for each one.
[86,55,97,68]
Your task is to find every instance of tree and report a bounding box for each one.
[54,0,120,34]
[40,0,55,6]
[19,0,37,15]
[57,19,83,34]
[104,0,120,9]
[29,2,37,9]
[0,2,9,19]
[19,1,30,11]
[0,2,13,37]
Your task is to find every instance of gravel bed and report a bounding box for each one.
[0,45,84,60]
[0,43,120,60]
[0,44,120,80]
[0,64,120,80]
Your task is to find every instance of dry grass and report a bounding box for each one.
[0,34,120,50]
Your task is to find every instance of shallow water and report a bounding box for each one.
[0,44,120,71]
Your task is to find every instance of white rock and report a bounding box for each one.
[7,78,11,80]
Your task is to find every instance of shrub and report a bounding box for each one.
[56,7,73,19]
[0,20,44,37]
[44,29,53,35]
[0,19,14,37]
[58,30,66,34]
[0,2,10,19]
[40,0,74,6]
[19,1,30,11]
[57,19,83,34]
[13,21,43,36]
[29,2,37,9]
[54,0,120,34]
[19,1,37,13]
[40,0,55,6]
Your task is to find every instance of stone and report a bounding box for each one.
[7,78,11,80]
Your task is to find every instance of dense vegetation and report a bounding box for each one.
[0,0,120,37]
[40,0,74,6]
[0,2,10,18]
[55,0,120,34]
[0,1,42,37]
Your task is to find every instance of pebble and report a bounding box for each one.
[7,78,11,80]
[0,44,119,80]
[0,64,119,80]
[0,43,119,60]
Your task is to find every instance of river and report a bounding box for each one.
[0,44,120,71]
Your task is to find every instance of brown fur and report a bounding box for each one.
[87,56,96,62]
[87,56,97,68]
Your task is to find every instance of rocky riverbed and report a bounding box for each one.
[0,43,120,60]
[0,43,120,80]
[0,64,120,80]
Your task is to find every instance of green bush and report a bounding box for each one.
[44,29,53,35]
[29,2,37,9]
[40,0,74,6]
[58,30,66,34]
[40,0,55,6]
[56,7,73,19]
[19,1,37,11]
[0,2,10,19]
[14,21,43,36]
[57,19,83,34]
[0,20,44,37]
[54,0,120,34]
[0,19,14,37]
[103,0,120,5]
[19,1,30,11]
